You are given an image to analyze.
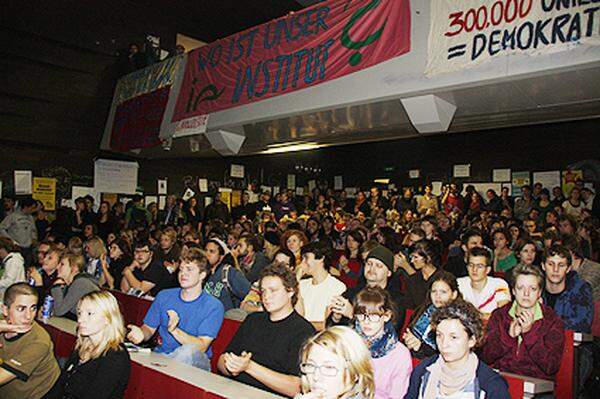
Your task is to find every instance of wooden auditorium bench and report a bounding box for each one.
[110,290,153,326]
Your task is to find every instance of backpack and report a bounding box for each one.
[220,265,242,308]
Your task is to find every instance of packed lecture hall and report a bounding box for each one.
[1,1,599,399]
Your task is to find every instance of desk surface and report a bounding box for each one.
[500,372,554,395]
[43,317,284,399]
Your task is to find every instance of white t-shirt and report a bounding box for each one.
[299,274,346,322]
[457,276,510,315]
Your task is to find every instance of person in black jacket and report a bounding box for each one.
[57,291,130,399]
[404,301,509,399]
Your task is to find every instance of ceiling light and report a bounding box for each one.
[374,179,390,184]
[261,142,323,154]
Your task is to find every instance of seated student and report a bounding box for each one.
[404,240,443,309]
[127,248,224,370]
[120,239,171,297]
[405,301,510,399]
[0,237,26,304]
[352,287,412,399]
[457,248,511,321]
[234,234,270,284]
[403,271,460,359]
[57,291,130,399]
[541,244,593,333]
[50,253,99,320]
[241,249,295,314]
[0,283,61,399]
[29,244,61,305]
[491,229,518,274]
[99,238,132,290]
[296,326,375,399]
[445,229,484,278]
[217,263,316,397]
[297,240,346,325]
[561,235,600,302]
[483,264,564,380]
[155,227,181,286]
[84,237,107,281]
[204,238,251,311]
[327,245,406,333]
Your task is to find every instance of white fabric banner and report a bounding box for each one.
[426,0,600,75]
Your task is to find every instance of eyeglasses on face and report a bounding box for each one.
[355,313,384,322]
[300,362,343,377]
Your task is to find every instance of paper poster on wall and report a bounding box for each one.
[218,188,232,210]
[204,197,212,207]
[562,170,583,196]
[511,171,530,197]
[431,181,443,196]
[287,174,296,190]
[158,196,166,210]
[308,180,316,193]
[273,186,280,195]
[231,190,242,208]
[260,186,271,194]
[32,177,57,211]
[248,191,259,203]
[182,188,195,201]
[334,176,343,190]
[453,164,470,178]
[145,196,158,206]
[230,164,245,179]
[344,187,357,198]
[533,171,561,191]
[198,178,208,193]
[94,159,138,194]
[492,169,511,182]
[158,179,167,195]
[409,170,420,179]
[14,171,32,195]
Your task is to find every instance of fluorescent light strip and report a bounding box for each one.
[261,142,322,154]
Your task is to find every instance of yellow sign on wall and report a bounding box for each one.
[32,177,57,211]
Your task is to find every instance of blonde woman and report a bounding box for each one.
[297,326,375,399]
[84,236,107,281]
[58,291,131,398]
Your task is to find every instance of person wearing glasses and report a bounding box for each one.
[405,301,509,399]
[457,248,510,321]
[296,325,375,399]
[120,239,171,297]
[352,287,411,399]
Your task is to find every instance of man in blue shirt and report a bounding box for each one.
[127,248,224,370]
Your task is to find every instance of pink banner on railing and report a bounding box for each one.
[172,0,411,127]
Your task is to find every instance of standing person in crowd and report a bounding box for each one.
[95,201,115,243]
[120,239,171,297]
[541,244,593,333]
[204,238,250,311]
[563,187,585,221]
[234,234,269,284]
[405,301,509,399]
[445,229,484,278]
[125,195,152,231]
[0,197,38,265]
[297,240,346,326]
[0,237,26,303]
[218,263,316,397]
[441,183,463,215]
[231,192,255,222]
[353,287,412,399]
[483,264,564,380]
[485,189,503,214]
[404,240,442,309]
[296,326,375,399]
[204,194,231,224]
[128,248,224,369]
[56,291,131,399]
[51,253,99,320]
[403,271,460,359]
[416,184,439,216]
[457,248,510,321]
[328,245,406,333]
[159,195,179,226]
[337,229,365,288]
[514,185,534,221]
[492,229,518,274]
[0,283,61,399]
[185,197,203,232]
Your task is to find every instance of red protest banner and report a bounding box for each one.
[172,0,411,126]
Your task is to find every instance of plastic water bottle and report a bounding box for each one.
[41,295,54,323]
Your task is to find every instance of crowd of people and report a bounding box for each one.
[0,178,598,399]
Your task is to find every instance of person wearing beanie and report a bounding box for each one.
[326,245,406,333]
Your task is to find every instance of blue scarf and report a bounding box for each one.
[411,304,437,351]
[355,320,399,359]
